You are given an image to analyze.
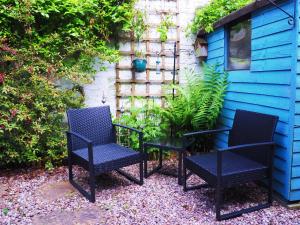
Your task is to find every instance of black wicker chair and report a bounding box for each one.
[66,106,144,202]
[183,109,278,221]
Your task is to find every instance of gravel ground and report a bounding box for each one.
[0,161,300,225]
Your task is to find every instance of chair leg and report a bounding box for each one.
[216,183,272,220]
[183,160,187,192]
[89,169,96,203]
[216,185,223,221]
[268,169,273,204]
[68,155,73,181]
[116,162,144,185]
[140,161,144,185]
[68,164,96,203]
[144,147,148,177]
[159,149,163,167]
[183,168,210,191]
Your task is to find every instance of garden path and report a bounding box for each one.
[1,162,300,225]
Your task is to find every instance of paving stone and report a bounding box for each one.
[32,206,104,225]
[37,181,75,202]
[0,183,9,207]
[0,183,8,197]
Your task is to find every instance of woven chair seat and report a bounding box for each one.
[73,143,143,173]
[185,151,267,184]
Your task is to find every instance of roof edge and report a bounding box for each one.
[197,0,273,37]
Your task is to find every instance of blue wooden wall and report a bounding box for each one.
[206,0,298,201]
[292,0,300,201]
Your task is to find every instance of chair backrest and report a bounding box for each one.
[67,106,115,150]
[228,109,278,165]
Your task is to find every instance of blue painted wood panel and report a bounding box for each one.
[205,0,296,200]
[229,71,291,85]
[252,30,293,50]
[295,2,300,200]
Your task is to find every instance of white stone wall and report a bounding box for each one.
[84,0,208,116]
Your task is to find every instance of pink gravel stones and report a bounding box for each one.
[0,163,300,225]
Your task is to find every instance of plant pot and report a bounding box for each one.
[132,58,147,72]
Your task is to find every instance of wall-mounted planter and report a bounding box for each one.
[133,58,147,72]
[194,38,208,61]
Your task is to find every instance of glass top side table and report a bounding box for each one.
[143,136,194,185]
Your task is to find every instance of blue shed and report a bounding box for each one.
[198,0,300,202]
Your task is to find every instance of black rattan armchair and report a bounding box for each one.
[183,110,278,221]
[66,106,144,202]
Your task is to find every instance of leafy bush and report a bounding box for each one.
[0,49,83,169]
[115,99,167,154]
[187,0,253,34]
[0,0,135,168]
[162,64,228,136]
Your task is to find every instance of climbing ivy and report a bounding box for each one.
[187,0,253,34]
[0,0,136,169]
[157,15,175,42]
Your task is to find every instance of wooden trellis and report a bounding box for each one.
[115,0,181,117]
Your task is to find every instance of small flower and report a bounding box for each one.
[0,72,4,84]
[1,44,17,55]
[10,109,17,118]
[0,124,5,130]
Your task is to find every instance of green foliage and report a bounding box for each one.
[0,0,135,168]
[117,64,228,153]
[134,50,146,59]
[131,9,148,42]
[2,208,9,216]
[157,15,175,42]
[115,98,167,154]
[162,64,228,136]
[187,0,253,34]
[0,45,83,168]
[0,0,136,83]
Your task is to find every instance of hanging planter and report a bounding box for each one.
[133,50,147,72]
[133,58,147,72]
[130,10,148,73]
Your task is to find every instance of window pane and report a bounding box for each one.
[228,19,251,70]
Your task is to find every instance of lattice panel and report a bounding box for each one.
[116,0,181,116]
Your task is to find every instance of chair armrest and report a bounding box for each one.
[217,141,275,152]
[113,124,142,134]
[113,124,143,153]
[66,131,92,144]
[183,128,231,137]
[66,131,94,165]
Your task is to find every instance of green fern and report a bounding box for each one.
[163,63,228,136]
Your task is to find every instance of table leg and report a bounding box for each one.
[178,151,183,185]
[159,148,163,167]
[144,146,148,177]
[144,147,163,178]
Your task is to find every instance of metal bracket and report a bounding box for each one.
[263,0,295,25]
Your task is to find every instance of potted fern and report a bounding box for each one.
[131,10,148,72]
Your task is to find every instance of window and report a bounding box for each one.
[227,19,251,70]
